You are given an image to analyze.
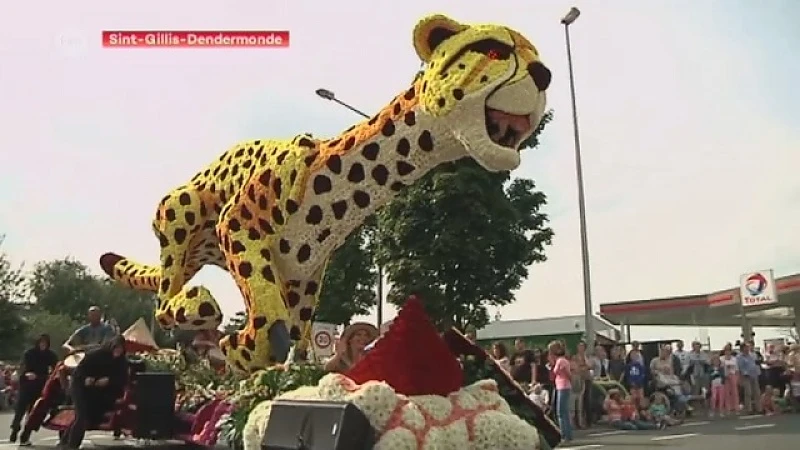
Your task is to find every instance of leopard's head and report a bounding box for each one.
[413,14,551,172]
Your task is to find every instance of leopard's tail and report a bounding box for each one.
[99,252,161,293]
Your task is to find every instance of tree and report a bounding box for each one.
[314,224,377,325]
[0,235,28,360]
[27,258,99,322]
[375,112,555,331]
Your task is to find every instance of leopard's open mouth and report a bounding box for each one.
[485,107,532,150]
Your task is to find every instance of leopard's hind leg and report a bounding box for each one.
[216,189,292,372]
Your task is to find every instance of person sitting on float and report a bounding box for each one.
[63,306,117,355]
[323,322,378,373]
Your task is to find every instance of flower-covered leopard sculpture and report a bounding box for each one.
[99,13,551,372]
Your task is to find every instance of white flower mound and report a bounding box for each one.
[244,374,540,450]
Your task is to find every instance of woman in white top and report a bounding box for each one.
[721,343,739,413]
[492,341,511,373]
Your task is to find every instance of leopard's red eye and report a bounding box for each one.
[487,49,501,60]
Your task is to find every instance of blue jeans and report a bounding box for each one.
[556,388,573,440]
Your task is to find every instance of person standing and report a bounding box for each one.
[737,342,762,414]
[686,341,710,396]
[548,341,573,442]
[673,341,690,376]
[721,343,740,414]
[491,342,511,373]
[510,339,535,385]
[9,335,58,445]
[63,306,118,355]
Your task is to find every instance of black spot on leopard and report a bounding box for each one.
[160,278,170,294]
[257,195,268,210]
[404,86,416,100]
[304,281,318,295]
[244,335,256,351]
[304,153,318,166]
[331,200,348,219]
[257,218,274,235]
[371,165,389,186]
[175,307,187,323]
[296,244,311,264]
[279,239,291,254]
[299,307,314,321]
[381,120,396,137]
[198,301,217,317]
[164,255,174,268]
[260,249,271,261]
[184,211,196,226]
[238,261,253,278]
[174,228,187,244]
[258,170,272,186]
[305,205,323,225]
[404,111,416,126]
[261,265,276,282]
[298,137,315,148]
[289,169,298,185]
[248,227,261,241]
[418,130,434,152]
[361,143,380,161]
[275,150,289,165]
[313,175,332,194]
[453,88,464,100]
[231,240,246,254]
[396,138,411,157]
[289,326,302,340]
[327,138,341,147]
[396,161,416,177]
[317,229,331,243]
[286,291,301,307]
[392,103,402,115]
[353,191,371,208]
[271,207,284,225]
[343,136,356,151]
[227,334,238,349]
[390,182,405,192]
[179,193,191,206]
[272,178,282,198]
[285,199,299,214]
[480,75,489,83]
[437,97,446,108]
[252,316,268,329]
[347,163,365,183]
[326,155,342,174]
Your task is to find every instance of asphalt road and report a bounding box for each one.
[566,413,800,450]
[0,411,175,449]
[3,410,800,449]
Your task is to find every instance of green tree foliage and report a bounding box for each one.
[314,224,377,325]
[375,111,555,332]
[0,236,28,360]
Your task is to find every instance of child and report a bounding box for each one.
[529,383,550,414]
[569,355,586,429]
[623,349,646,404]
[649,392,680,427]
[760,385,777,415]
[789,373,800,412]
[636,396,652,422]
[708,355,726,418]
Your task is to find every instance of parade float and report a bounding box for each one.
[94,12,555,449]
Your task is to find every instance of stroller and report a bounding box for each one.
[652,373,690,418]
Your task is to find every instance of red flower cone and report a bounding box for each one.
[345,295,463,397]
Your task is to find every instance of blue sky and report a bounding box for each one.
[1,0,798,346]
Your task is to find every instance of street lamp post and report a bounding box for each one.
[315,88,384,328]
[560,7,596,350]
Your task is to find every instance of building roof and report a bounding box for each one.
[477,315,620,341]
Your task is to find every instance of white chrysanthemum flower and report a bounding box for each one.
[347,381,398,430]
[452,389,479,411]
[472,410,540,450]
[399,403,426,430]
[243,400,272,450]
[422,420,469,450]
[374,427,418,450]
[410,395,452,421]
[317,373,350,399]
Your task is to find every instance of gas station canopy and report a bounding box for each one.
[599,272,800,328]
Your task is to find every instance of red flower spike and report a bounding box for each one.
[346,295,463,397]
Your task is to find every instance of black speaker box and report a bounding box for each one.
[132,372,176,439]
[262,400,375,450]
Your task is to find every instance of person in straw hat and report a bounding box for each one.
[324,322,378,373]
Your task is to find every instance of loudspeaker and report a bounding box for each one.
[133,372,176,439]
[262,400,375,450]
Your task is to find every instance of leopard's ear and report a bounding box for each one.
[413,14,467,62]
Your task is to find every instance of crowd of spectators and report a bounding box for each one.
[490,337,800,439]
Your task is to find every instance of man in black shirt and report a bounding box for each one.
[510,339,536,384]
[9,334,58,445]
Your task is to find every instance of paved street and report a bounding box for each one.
[3,410,800,449]
[566,413,800,450]
[0,411,169,449]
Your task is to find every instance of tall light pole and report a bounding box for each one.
[561,7,596,350]
[315,88,384,328]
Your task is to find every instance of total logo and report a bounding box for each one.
[744,273,768,296]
